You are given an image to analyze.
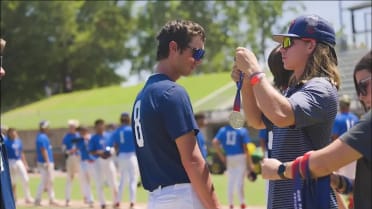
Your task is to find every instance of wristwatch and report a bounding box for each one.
[277,163,289,179]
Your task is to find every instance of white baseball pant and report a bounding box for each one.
[9,159,33,201]
[116,152,139,204]
[226,154,247,206]
[35,162,55,202]
[148,183,205,209]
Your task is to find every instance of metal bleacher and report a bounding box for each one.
[337,48,369,115]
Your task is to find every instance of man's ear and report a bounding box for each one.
[169,41,178,56]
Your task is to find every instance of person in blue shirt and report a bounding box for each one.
[4,128,33,204]
[332,94,359,209]
[61,119,81,207]
[212,125,255,209]
[132,20,220,209]
[111,112,138,209]
[34,120,59,206]
[76,125,94,207]
[0,37,16,209]
[88,119,118,209]
[195,113,208,159]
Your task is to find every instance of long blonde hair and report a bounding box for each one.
[289,43,340,89]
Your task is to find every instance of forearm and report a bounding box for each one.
[183,156,220,209]
[253,77,294,127]
[21,153,29,168]
[41,148,49,164]
[241,81,265,129]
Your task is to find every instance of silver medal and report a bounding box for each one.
[228,111,245,129]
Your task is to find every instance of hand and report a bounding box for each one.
[231,64,243,82]
[235,47,262,77]
[261,158,282,180]
[69,148,77,154]
[247,171,257,182]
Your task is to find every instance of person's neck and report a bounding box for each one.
[156,60,180,81]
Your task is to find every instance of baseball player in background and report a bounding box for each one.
[34,120,59,206]
[212,125,255,209]
[132,20,220,209]
[88,119,119,209]
[62,119,82,206]
[76,125,94,207]
[4,128,33,204]
[112,112,138,209]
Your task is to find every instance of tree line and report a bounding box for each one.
[1,0,298,110]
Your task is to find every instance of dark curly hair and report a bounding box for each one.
[156,20,205,61]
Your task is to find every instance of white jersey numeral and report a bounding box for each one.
[226,131,237,146]
[133,100,144,147]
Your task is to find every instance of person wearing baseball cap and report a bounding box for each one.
[62,119,81,206]
[233,14,340,209]
[35,120,59,206]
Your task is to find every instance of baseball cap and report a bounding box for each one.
[273,15,336,47]
[39,120,50,129]
[120,112,130,118]
[67,119,80,127]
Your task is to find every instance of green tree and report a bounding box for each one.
[0,1,134,109]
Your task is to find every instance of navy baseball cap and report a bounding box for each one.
[120,112,130,118]
[273,15,336,47]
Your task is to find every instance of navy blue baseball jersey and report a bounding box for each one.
[111,125,136,153]
[132,74,198,191]
[0,135,16,209]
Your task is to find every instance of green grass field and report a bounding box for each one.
[15,173,266,209]
[3,73,235,130]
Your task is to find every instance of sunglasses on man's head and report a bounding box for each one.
[357,76,371,96]
[187,46,205,61]
[282,37,315,49]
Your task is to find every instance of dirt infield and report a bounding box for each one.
[17,200,266,209]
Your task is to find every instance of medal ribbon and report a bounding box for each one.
[233,72,243,112]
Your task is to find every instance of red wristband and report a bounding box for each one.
[300,151,314,179]
[250,72,265,86]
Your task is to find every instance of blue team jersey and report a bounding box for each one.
[196,132,208,159]
[4,138,23,160]
[62,132,80,151]
[215,125,250,156]
[332,112,359,137]
[36,132,54,163]
[111,125,135,153]
[88,132,112,158]
[77,138,94,161]
[132,74,198,191]
[0,135,16,209]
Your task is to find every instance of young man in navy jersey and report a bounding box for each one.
[132,20,220,209]
[111,112,138,209]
